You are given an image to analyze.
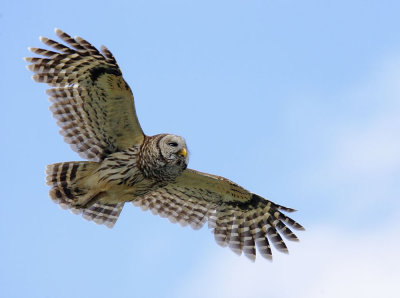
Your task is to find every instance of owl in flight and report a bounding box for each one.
[26,29,304,261]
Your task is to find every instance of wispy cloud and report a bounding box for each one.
[324,56,400,180]
[177,217,400,298]
[284,55,400,224]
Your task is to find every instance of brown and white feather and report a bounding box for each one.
[46,162,124,228]
[25,28,144,161]
[134,169,304,261]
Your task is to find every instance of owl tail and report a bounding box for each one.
[46,162,124,228]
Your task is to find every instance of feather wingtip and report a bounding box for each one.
[295,223,306,231]
[245,254,256,262]
[281,248,289,254]
[105,222,115,229]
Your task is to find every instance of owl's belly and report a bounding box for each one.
[97,178,167,204]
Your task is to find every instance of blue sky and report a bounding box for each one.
[1,1,400,297]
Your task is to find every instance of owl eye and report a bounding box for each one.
[168,142,178,147]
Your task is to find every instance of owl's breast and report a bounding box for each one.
[91,146,171,204]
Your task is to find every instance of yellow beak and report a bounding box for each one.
[178,147,187,158]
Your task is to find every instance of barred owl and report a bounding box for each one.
[25,29,304,261]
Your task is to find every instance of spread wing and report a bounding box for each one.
[25,29,145,161]
[133,169,304,261]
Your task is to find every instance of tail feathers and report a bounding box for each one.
[81,202,124,228]
[46,162,124,228]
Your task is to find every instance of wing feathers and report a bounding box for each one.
[55,29,86,51]
[228,214,245,255]
[26,29,145,161]
[134,168,304,261]
[100,45,119,65]
[39,36,75,54]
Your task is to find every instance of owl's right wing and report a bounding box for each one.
[133,169,304,261]
[25,29,145,161]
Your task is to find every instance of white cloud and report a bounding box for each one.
[325,55,400,179]
[295,55,400,220]
[325,110,400,182]
[177,217,400,298]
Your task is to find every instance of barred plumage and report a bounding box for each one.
[26,28,144,162]
[46,162,124,228]
[133,169,304,261]
[27,29,304,261]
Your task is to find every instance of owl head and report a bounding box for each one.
[140,134,189,180]
[159,134,189,169]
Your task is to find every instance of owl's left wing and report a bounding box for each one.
[133,169,304,261]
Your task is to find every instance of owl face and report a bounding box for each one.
[159,134,189,168]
